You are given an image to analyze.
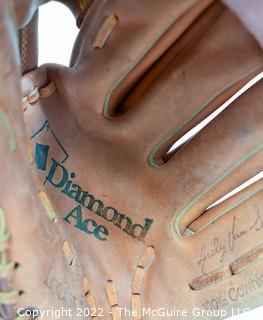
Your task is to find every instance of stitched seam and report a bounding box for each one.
[174,145,263,237]
[148,64,263,167]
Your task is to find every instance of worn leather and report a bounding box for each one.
[1,0,263,319]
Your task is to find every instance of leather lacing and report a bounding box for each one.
[106,280,121,320]
[80,246,155,320]
[0,208,24,320]
[92,15,119,49]
[190,243,263,290]
[132,246,155,320]
[38,191,57,222]
[22,83,56,112]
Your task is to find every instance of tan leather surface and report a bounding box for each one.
[1,0,263,319]
[1,1,83,319]
[19,11,39,74]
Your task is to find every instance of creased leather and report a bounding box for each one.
[1,1,263,319]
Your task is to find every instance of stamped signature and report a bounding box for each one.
[197,206,262,273]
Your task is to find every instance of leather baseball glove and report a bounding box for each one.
[1,0,263,319]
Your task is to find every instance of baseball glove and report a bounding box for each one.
[1,0,263,319]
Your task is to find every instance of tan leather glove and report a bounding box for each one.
[2,0,263,319]
[1,1,78,319]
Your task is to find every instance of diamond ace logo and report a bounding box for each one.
[32,121,154,242]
